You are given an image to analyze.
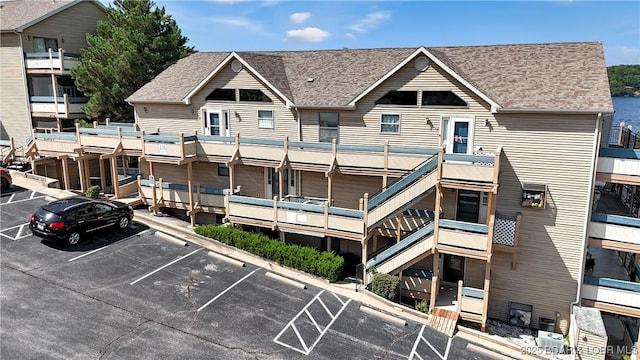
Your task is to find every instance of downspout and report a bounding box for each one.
[15,30,33,146]
[571,113,602,317]
[294,106,301,141]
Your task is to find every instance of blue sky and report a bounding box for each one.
[132,1,639,65]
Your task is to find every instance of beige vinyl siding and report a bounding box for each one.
[192,162,230,190]
[21,2,105,54]
[485,114,597,323]
[136,64,297,139]
[0,33,31,145]
[135,105,198,134]
[300,58,493,149]
[234,165,265,198]
[332,175,382,209]
[193,65,296,139]
[300,172,328,199]
[464,258,485,289]
[148,163,188,184]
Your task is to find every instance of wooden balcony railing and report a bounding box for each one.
[437,219,490,256]
[456,281,487,324]
[226,194,364,240]
[24,48,80,72]
[582,275,640,313]
[30,94,87,116]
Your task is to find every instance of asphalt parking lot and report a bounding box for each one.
[1,184,508,359]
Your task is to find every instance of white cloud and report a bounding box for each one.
[345,33,356,40]
[290,12,311,24]
[349,11,390,33]
[211,0,241,4]
[286,27,330,43]
[212,16,263,32]
[606,45,640,65]
[262,1,279,6]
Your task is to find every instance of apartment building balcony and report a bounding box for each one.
[590,184,640,252]
[30,95,88,118]
[441,150,500,187]
[597,148,640,185]
[24,49,80,74]
[139,178,228,215]
[581,247,639,317]
[226,194,364,241]
[437,219,491,259]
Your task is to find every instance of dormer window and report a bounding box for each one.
[206,88,236,101]
[375,90,417,106]
[422,91,467,107]
[240,89,272,102]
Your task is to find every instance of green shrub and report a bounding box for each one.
[415,299,429,314]
[194,225,344,282]
[75,119,93,128]
[85,185,100,198]
[371,272,399,301]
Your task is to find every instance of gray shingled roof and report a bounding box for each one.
[127,42,613,112]
[574,306,606,337]
[0,0,76,31]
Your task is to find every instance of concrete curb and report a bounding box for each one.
[456,326,550,360]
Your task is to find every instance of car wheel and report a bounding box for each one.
[118,216,130,229]
[0,178,7,191]
[67,231,81,245]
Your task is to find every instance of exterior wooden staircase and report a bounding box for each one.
[426,307,459,337]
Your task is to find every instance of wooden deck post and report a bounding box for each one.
[481,257,491,332]
[382,140,389,188]
[361,236,368,284]
[430,275,438,313]
[77,157,86,193]
[60,155,70,190]
[273,195,279,230]
[188,162,195,227]
[110,156,120,198]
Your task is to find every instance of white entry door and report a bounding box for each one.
[441,117,474,154]
[205,110,230,136]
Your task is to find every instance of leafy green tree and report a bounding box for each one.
[72,0,194,121]
[607,65,640,97]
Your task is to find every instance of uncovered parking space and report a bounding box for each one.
[2,186,505,359]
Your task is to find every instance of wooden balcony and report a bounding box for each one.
[597,148,640,185]
[588,213,640,252]
[30,95,87,118]
[142,134,197,164]
[139,179,227,213]
[29,132,78,157]
[24,49,80,73]
[456,282,487,324]
[581,276,640,317]
[437,219,490,259]
[441,153,496,183]
[226,195,364,241]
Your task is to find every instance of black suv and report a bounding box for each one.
[30,196,133,245]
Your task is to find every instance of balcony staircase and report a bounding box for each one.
[366,222,435,275]
[367,156,438,229]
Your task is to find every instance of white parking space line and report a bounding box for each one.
[274,290,352,356]
[408,324,452,360]
[0,196,46,206]
[68,247,109,262]
[30,190,37,199]
[130,248,202,285]
[7,194,15,203]
[0,223,32,241]
[197,268,260,312]
[68,229,153,262]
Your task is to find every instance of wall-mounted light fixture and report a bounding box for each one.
[426,117,432,126]
[191,108,195,115]
[27,35,31,40]
[61,38,64,43]
[484,118,490,126]
[143,107,148,113]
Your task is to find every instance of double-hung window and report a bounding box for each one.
[319,112,339,143]
[258,110,274,129]
[380,114,400,134]
[33,37,58,52]
[218,164,229,176]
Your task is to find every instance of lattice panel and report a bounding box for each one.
[493,217,516,246]
[473,151,495,166]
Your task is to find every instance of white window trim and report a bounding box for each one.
[380,113,401,134]
[441,115,475,154]
[258,109,274,129]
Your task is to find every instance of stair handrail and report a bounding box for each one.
[366,221,435,270]
[367,155,438,211]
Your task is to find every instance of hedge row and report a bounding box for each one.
[194,225,344,282]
